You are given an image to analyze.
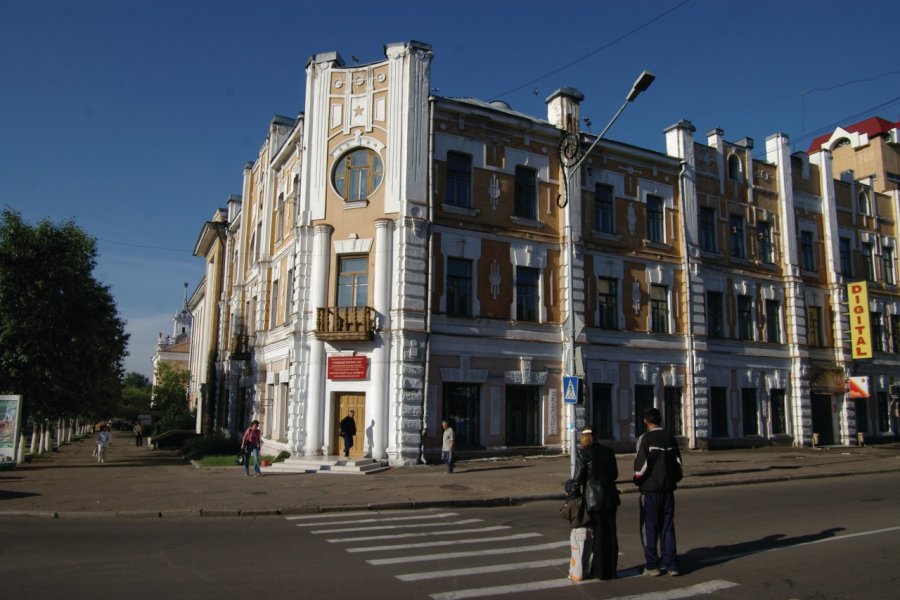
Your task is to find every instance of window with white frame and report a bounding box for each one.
[514,166,537,220]
[445,152,472,209]
[882,245,895,285]
[515,266,539,322]
[765,299,781,343]
[858,188,870,215]
[863,242,876,281]
[337,256,368,307]
[597,277,618,329]
[699,207,716,253]
[707,291,724,338]
[737,294,753,341]
[730,215,745,258]
[728,154,742,181]
[758,221,773,264]
[647,195,663,243]
[800,230,816,271]
[594,184,615,234]
[650,284,668,333]
[269,279,279,329]
[446,257,473,317]
[839,237,853,276]
[808,306,823,347]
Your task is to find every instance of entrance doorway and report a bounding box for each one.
[506,386,540,446]
[811,394,835,445]
[333,393,365,458]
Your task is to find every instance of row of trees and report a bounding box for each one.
[1,208,196,449]
[0,209,129,428]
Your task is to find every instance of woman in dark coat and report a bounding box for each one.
[573,426,620,580]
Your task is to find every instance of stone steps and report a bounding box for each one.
[264,455,390,475]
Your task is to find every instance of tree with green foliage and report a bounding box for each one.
[0,209,129,425]
[120,371,152,421]
[152,362,193,433]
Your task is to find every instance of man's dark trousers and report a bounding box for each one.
[639,491,677,570]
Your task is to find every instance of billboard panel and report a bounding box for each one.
[847,281,872,359]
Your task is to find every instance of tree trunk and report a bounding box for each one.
[17,433,25,464]
[29,423,38,454]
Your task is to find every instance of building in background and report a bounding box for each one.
[183,41,899,465]
[151,288,192,390]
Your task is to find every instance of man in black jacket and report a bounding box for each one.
[339,410,356,458]
[633,407,682,577]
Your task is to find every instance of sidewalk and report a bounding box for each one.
[1,430,899,518]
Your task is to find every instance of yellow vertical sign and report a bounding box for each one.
[847,281,872,359]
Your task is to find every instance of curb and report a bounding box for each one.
[3,466,900,520]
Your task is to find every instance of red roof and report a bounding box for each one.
[807,116,900,153]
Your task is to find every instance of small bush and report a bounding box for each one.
[180,434,240,460]
[272,450,290,463]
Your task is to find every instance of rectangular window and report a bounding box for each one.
[650,284,668,333]
[591,383,614,439]
[808,306,823,348]
[275,194,284,242]
[882,246,895,285]
[765,299,781,344]
[770,389,787,435]
[737,295,753,341]
[337,256,368,307]
[269,280,279,329]
[892,314,900,353]
[445,152,472,208]
[856,399,869,434]
[707,291,724,338]
[710,386,729,437]
[594,184,614,234]
[284,269,293,322]
[800,231,816,271]
[634,385,655,438]
[597,277,618,329]
[516,266,539,322]
[742,388,759,436]
[863,243,876,281]
[730,215,745,258]
[446,257,473,317]
[758,221,773,264]
[514,166,537,220]
[664,387,683,436]
[443,383,480,448]
[877,391,889,432]
[699,207,716,253]
[840,237,853,276]
[871,311,884,352]
[647,195,663,243]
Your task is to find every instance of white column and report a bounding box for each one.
[371,219,394,460]
[304,224,332,455]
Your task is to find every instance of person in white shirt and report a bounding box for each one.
[95,425,111,464]
[441,420,455,473]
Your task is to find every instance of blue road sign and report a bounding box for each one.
[563,376,580,404]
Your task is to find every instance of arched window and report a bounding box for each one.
[727,154,742,181]
[332,148,384,201]
[858,189,870,215]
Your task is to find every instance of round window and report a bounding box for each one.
[332,148,384,201]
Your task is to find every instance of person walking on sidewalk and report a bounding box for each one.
[95,425,111,464]
[241,420,262,477]
[133,420,144,447]
[574,426,620,580]
[633,407,683,577]
[441,419,455,473]
[339,410,356,458]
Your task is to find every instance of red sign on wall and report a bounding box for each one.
[327,356,368,380]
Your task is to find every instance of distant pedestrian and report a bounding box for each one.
[95,425,111,464]
[560,478,592,582]
[441,419,455,473]
[133,421,144,447]
[241,420,262,477]
[339,410,357,458]
[574,426,620,580]
[633,407,683,577]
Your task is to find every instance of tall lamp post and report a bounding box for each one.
[560,70,655,477]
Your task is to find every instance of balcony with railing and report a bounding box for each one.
[315,306,375,341]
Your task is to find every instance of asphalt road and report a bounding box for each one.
[2,472,898,599]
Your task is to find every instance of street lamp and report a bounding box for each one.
[560,70,655,477]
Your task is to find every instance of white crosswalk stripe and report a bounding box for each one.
[346,532,541,553]
[328,524,509,543]
[284,508,739,599]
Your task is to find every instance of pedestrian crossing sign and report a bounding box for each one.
[563,376,580,404]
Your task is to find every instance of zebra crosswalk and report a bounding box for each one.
[284,507,737,599]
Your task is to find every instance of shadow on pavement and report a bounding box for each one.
[681,526,846,573]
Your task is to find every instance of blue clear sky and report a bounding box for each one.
[2,0,899,378]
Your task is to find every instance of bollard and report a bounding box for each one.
[857,432,865,447]
[812,432,820,448]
